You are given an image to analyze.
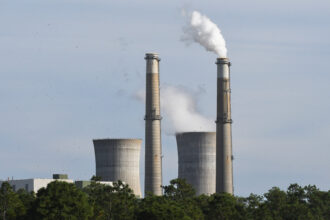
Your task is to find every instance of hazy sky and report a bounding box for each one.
[1,0,329,196]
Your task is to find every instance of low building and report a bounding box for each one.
[0,174,116,193]
[74,180,113,189]
[0,174,73,193]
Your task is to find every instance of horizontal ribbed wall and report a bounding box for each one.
[176,132,216,195]
[93,139,142,197]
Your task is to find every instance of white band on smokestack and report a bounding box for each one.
[216,58,231,79]
[145,53,160,74]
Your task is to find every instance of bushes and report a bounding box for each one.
[34,181,92,220]
[0,180,329,220]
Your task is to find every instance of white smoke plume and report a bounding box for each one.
[132,89,145,103]
[133,85,215,134]
[182,10,227,58]
[161,85,215,133]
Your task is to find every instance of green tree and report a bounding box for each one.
[283,184,310,220]
[305,185,330,219]
[205,193,246,220]
[0,182,25,220]
[163,178,196,200]
[242,194,263,220]
[195,194,210,218]
[136,194,189,220]
[16,189,35,220]
[34,181,92,220]
[162,178,204,220]
[90,175,102,181]
[84,180,137,220]
[261,187,287,220]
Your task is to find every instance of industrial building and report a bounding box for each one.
[176,132,216,195]
[6,54,235,198]
[88,54,235,197]
[1,55,236,197]
[74,180,113,189]
[0,174,73,193]
[93,138,142,197]
[0,174,115,192]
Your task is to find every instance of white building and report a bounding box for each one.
[74,180,114,189]
[0,174,116,193]
[0,174,73,193]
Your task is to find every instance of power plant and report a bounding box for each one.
[176,132,216,195]
[2,9,235,199]
[144,53,163,195]
[92,54,235,197]
[215,58,234,194]
[93,138,142,197]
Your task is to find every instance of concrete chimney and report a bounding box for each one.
[93,138,142,197]
[176,132,216,195]
[144,53,162,195]
[215,58,233,194]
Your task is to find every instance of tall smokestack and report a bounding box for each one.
[216,58,233,194]
[176,132,216,195]
[144,53,162,195]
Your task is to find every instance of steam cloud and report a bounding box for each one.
[182,10,227,58]
[134,86,215,134]
[161,86,215,133]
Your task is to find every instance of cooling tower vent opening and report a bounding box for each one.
[93,138,142,143]
[175,131,215,135]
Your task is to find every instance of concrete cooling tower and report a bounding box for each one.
[144,53,163,195]
[176,132,216,195]
[215,58,234,194]
[93,139,142,197]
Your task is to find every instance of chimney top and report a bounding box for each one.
[145,53,160,61]
[216,57,230,65]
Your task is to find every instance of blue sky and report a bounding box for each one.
[0,0,329,196]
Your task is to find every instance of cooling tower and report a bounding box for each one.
[215,58,233,194]
[144,53,163,195]
[176,132,216,195]
[93,139,142,197]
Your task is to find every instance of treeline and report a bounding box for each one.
[0,178,329,220]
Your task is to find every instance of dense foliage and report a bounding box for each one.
[0,179,329,220]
